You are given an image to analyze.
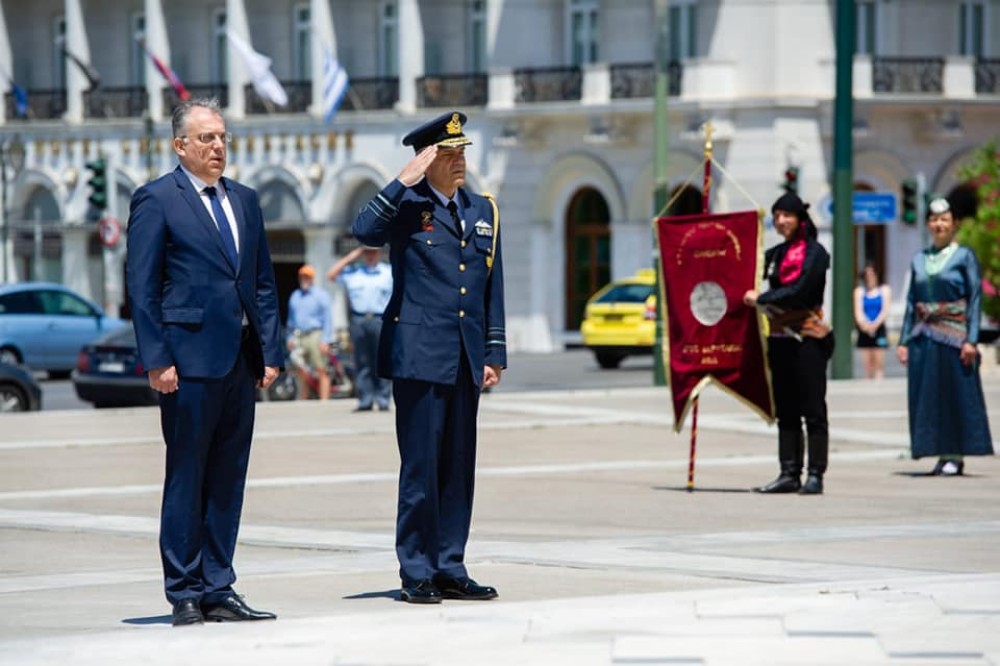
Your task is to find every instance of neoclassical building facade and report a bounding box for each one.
[0,0,997,351]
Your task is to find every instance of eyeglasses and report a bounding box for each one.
[179,132,232,145]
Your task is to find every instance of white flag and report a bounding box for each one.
[322,47,349,122]
[226,30,288,107]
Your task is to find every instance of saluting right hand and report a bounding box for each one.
[397,146,438,187]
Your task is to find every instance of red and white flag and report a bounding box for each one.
[139,42,190,101]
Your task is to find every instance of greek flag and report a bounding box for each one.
[322,47,349,123]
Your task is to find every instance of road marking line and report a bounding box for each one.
[0,450,905,501]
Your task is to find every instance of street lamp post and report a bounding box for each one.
[0,135,26,284]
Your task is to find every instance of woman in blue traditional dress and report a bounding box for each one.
[896,197,994,476]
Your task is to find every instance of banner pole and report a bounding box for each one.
[686,122,715,492]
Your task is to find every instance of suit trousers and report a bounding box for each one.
[768,336,829,438]
[350,314,391,408]
[158,336,257,605]
[392,351,480,584]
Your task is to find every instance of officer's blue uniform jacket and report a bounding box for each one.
[353,178,506,386]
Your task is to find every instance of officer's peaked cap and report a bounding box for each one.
[402,111,473,151]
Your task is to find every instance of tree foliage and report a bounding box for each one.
[956,140,1000,321]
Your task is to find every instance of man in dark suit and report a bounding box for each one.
[354,111,506,604]
[126,98,283,626]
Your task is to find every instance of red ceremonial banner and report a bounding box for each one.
[655,210,775,432]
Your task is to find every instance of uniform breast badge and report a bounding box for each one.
[421,210,434,232]
[474,219,493,237]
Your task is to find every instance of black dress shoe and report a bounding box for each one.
[201,595,277,622]
[353,405,373,412]
[799,474,824,495]
[433,575,498,600]
[753,473,801,494]
[400,579,443,604]
[172,599,204,626]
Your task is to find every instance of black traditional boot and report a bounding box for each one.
[800,433,828,495]
[754,430,803,494]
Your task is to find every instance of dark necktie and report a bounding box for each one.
[446,201,463,236]
[204,186,238,268]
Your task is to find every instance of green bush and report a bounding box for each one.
[956,140,1000,322]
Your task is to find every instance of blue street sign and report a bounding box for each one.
[851,192,897,224]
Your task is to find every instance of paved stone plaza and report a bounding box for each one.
[1,372,998,665]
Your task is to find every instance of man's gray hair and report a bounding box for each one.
[171,98,224,138]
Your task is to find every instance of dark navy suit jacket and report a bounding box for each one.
[126,167,283,379]
[353,179,506,387]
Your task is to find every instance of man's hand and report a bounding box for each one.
[398,146,438,187]
[258,366,281,389]
[483,364,502,389]
[148,366,179,393]
[896,345,908,366]
[743,290,759,307]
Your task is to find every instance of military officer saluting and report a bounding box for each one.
[354,111,506,604]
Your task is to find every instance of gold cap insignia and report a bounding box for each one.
[446,113,462,136]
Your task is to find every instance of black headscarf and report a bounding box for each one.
[771,192,818,241]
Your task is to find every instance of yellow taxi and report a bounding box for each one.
[580,268,657,368]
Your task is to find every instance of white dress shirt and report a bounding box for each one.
[180,165,241,251]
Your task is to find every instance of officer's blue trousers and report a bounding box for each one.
[392,352,480,584]
[158,343,256,606]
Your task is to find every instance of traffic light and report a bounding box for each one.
[86,158,107,212]
[782,166,799,194]
[901,178,918,225]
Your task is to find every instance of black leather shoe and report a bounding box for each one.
[753,473,801,494]
[171,599,204,626]
[201,595,277,622]
[400,579,443,604]
[799,474,824,495]
[433,575,498,600]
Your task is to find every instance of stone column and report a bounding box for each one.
[63,0,90,123]
[225,0,251,119]
[395,0,424,112]
[143,0,170,121]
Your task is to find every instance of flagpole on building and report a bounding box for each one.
[685,121,714,492]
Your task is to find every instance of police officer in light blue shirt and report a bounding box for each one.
[327,245,393,410]
[287,264,334,400]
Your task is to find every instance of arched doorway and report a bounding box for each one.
[259,179,307,325]
[565,187,610,330]
[259,180,306,222]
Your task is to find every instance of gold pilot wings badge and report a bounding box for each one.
[474,219,493,238]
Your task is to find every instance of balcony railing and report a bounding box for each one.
[340,77,398,111]
[609,61,682,99]
[417,74,488,108]
[84,86,148,118]
[246,81,311,114]
[4,89,66,120]
[975,58,1000,94]
[514,66,582,103]
[872,57,944,94]
[162,84,229,112]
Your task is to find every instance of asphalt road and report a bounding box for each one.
[37,347,910,411]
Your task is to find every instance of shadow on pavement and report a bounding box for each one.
[342,589,399,601]
[653,486,752,493]
[121,615,172,625]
